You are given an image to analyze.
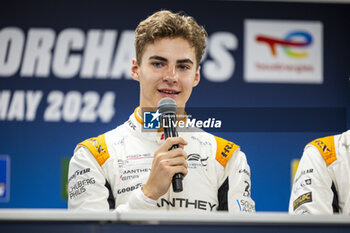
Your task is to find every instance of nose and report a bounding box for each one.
[163,65,178,83]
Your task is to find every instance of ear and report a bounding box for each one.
[193,66,201,87]
[131,58,140,82]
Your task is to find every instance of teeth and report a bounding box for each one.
[161,90,177,94]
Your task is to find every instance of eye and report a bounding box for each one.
[178,64,190,70]
[152,62,164,68]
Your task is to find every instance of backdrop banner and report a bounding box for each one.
[0,0,349,211]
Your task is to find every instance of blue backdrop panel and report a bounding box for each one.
[0,0,349,211]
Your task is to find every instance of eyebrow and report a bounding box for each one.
[149,56,194,65]
[149,56,167,62]
[177,59,194,65]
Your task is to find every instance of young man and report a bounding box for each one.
[68,10,255,212]
[289,130,350,214]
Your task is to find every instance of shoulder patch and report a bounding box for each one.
[308,135,336,166]
[214,136,240,167]
[79,134,110,166]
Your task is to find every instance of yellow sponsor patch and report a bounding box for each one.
[214,136,239,167]
[291,159,300,186]
[79,134,110,166]
[293,192,312,211]
[308,136,336,166]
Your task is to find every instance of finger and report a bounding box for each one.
[154,149,187,167]
[178,143,185,149]
[160,156,188,168]
[170,165,188,178]
[156,137,188,153]
[159,148,187,160]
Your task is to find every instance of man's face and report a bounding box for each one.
[131,37,200,109]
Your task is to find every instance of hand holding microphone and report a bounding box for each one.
[158,97,184,192]
[141,98,187,200]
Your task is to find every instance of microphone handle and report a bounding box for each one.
[170,143,183,192]
[163,114,183,193]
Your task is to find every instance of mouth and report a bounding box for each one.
[158,89,181,96]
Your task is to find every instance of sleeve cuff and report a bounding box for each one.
[137,188,158,206]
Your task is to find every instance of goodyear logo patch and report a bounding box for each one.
[293,192,312,211]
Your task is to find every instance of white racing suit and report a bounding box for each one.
[68,108,255,212]
[289,130,350,214]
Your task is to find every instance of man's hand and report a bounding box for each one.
[142,137,188,200]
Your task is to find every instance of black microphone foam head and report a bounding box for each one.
[157,97,177,114]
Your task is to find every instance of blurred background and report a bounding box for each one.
[0,0,349,211]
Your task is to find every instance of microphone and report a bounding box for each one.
[157,97,183,193]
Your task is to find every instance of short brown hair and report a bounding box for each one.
[134,10,207,66]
